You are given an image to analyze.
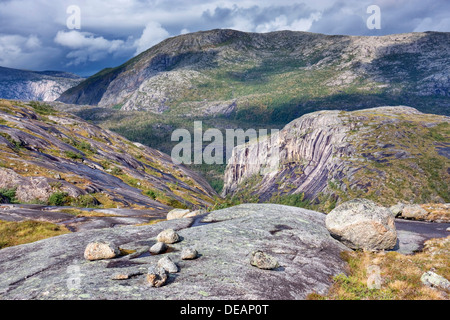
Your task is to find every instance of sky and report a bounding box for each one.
[0,0,449,77]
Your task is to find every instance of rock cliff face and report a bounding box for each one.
[0,67,83,101]
[223,106,450,211]
[58,29,450,118]
[0,99,217,211]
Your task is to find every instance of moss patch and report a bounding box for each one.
[0,220,70,249]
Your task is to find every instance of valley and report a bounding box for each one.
[47,29,450,195]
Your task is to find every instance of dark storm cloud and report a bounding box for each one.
[308,1,369,35]
[309,0,450,35]
[0,0,448,76]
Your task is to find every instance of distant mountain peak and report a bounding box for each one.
[0,66,83,102]
[57,29,449,118]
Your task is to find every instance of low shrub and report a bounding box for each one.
[0,187,18,204]
[48,192,69,206]
[64,150,83,160]
[71,194,100,208]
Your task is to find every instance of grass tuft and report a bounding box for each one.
[0,220,70,249]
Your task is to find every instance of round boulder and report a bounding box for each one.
[156,229,180,244]
[184,209,207,219]
[325,199,397,251]
[84,240,120,261]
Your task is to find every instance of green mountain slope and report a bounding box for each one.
[56,29,450,194]
[58,29,450,121]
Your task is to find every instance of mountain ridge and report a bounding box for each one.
[0,66,83,102]
[58,29,450,119]
[53,29,450,197]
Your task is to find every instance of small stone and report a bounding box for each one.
[167,209,191,220]
[421,271,450,291]
[111,269,143,280]
[181,247,198,260]
[84,240,120,261]
[111,274,130,280]
[147,266,168,287]
[156,229,180,244]
[150,242,167,255]
[250,250,280,270]
[158,256,179,273]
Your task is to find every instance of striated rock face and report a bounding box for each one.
[222,106,450,211]
[0,66,82,101]
[0,99,217,212]
[0,167,86,203]
[223,109,352,199]
[0,204,350,300]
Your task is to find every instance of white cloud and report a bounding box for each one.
[54,30,128,65]
[0,35,22,56]
[0,34,57,70]
[180,28,190,35]
[414,17,450,32]
[227,18,256,33]
[290,12,323,31]
[255,15,290,33]
[134,22,170,55]
[1,0,449,74]
[255,12,322,33]
[54,30,124,51]
[25,35,42,49]
[53,23,171,66]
